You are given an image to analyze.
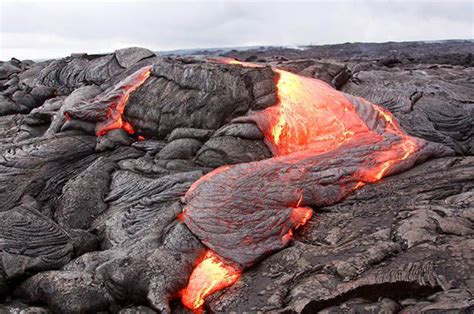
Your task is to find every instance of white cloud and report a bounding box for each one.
[0,0,472,60]
[0,32,152,60]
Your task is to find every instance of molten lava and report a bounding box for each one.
[180,58,428,310]
[268,69,418,182]
[181,251,241,310]
[268,69,369,156]
[220,59,419,182]
[281,205,313,244]
[95,66,152,136]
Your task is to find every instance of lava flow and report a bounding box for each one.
[231,59,419,181]
[95,66,152,136]
[267,68,369,156]
[181,251,241,310]
[181,204,312,311]
[180,58,425,310]
[281,204,313,244]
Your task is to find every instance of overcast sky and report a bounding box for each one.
[0,0,472,60]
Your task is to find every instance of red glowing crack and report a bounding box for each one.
[95,66,152,136]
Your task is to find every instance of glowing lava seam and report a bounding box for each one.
[95,66,152,136]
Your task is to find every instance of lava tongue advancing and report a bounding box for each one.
[180,205,312,310]
[181,251,241,310]
[266,69,370,156]
[179,58,450,310]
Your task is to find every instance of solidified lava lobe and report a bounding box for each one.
[95,66,152,136]
[181,251,241,310]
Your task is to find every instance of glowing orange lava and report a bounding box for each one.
[208,57,262,68]
[181,251,241,310]
[96,66,152,136]
[271,69,418,181]
[181,185,312,310]
[217,58,418,182]
[181,58,420,310]
[282,206,313,244]
[268,69,370,156]
[358,106,418,181]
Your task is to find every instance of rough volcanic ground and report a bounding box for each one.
[0,41,473,313]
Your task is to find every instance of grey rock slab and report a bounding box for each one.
[115,47,155,69]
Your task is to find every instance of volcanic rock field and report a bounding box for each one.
[0,41,473,313]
